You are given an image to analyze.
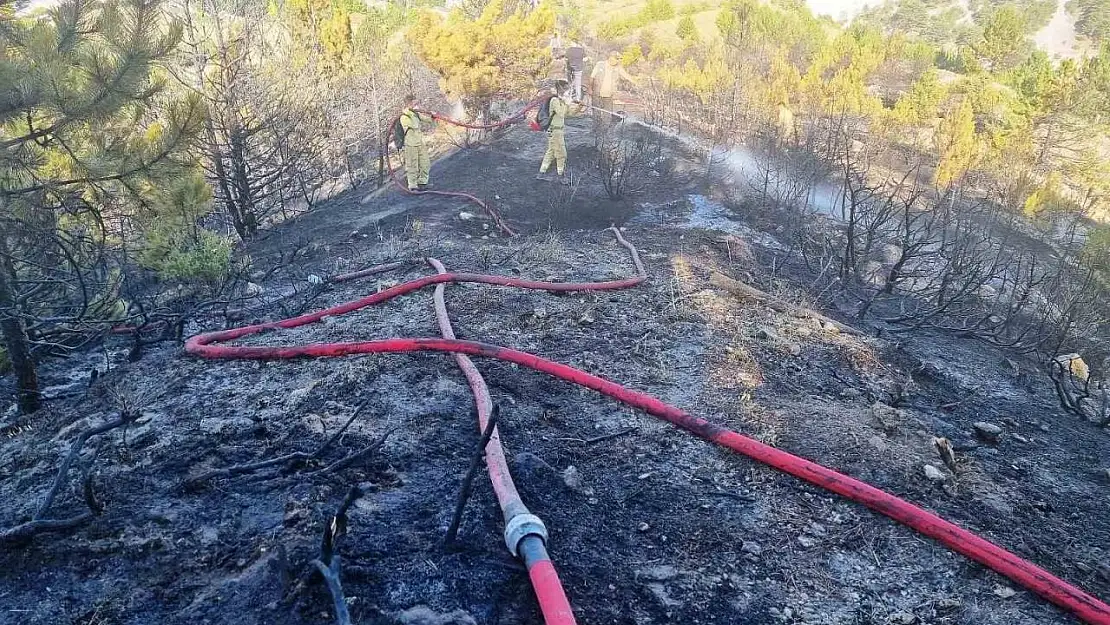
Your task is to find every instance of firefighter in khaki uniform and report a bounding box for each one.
[400,94,434,191]
[536,81,570,184]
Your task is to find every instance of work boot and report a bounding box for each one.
[418,183,431,191]
[408,186,419,192]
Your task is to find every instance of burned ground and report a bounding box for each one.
[1,115,1108,625]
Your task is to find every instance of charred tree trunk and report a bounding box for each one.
[0,231,40,414]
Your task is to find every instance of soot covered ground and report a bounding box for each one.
[0,117,1107,625]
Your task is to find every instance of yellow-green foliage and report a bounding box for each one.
[676,15,699,41]
[1084,225,1110,278]
[408,0,555,112]
[975,5,1028,70]
[801,26,887,115]
[598,0,676,40]
[621,43,644,66]
[659,51,733,103]
[138,174,231,283]
[717,0,827,60]
[1022,171,1078,219]
[891,67,945,126]
[286,0,354,71]
[934,98,981,187]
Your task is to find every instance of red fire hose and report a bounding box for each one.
[385,98,546,237]
[184,229,1110,624]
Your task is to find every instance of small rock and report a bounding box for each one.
[823,322,840,334]
[860,261,886,287]
[742,541,763,556]
[244,282,264,297]
[578,311,596,325]
[868,435,889,452]
[840,387,862,399]
[993,585,1017,599]
[458,211,477,221]
[888,612,918,624]
[636,565,679,581]
[1097,562,1110,582]
[562,465,583,491]
[788,343,802,356]
[307,274,323,285]
[514,452,556,477]
[872,402,903,431]
[878,243,903,265]
[646,583,683,608]
[1001,417,1018,427]
[973,422,1003,443]
[396,606,477,625]
[1012,433,1030,444]
[797,534,816,548]
[638,522,651,532]
[782,607,794,620]
[923,464,946,482]
[756,326,780,341]
[1102,468,1110,482]
[199,417,255,436]
[935,597,962,610]
[1039,424,1051,433]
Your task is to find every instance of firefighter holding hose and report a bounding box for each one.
[536,80,571,185]
[398,94,435,191]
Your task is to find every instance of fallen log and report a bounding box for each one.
[709,272,863,336]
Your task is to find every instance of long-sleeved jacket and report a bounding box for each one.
[590,60,634,99]
[400,108,432,146]
[548,96,568,130]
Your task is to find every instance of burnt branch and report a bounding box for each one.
[0,411,134,545]
[184,401,369,487]
[444,404,501,547]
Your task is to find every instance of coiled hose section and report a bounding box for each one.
[184,228,1110,624]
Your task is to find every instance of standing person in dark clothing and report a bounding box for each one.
[566,41,587,103]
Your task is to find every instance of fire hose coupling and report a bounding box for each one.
[504,513,549,558]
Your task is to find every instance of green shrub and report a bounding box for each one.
[676,14,698,40]
[679,2,711,15]
[599,18,634,39]
[643,0,675,21]
[137,174,232,284]
[153,231,233,283]
[621,42,644,65]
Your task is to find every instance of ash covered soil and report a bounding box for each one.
[1,116,1108,625]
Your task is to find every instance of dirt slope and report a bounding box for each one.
[1,116,1107,625]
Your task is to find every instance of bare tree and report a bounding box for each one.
[596,123,665,201]
[180,0,330,240]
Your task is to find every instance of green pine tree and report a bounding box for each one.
[0,0,203,413]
